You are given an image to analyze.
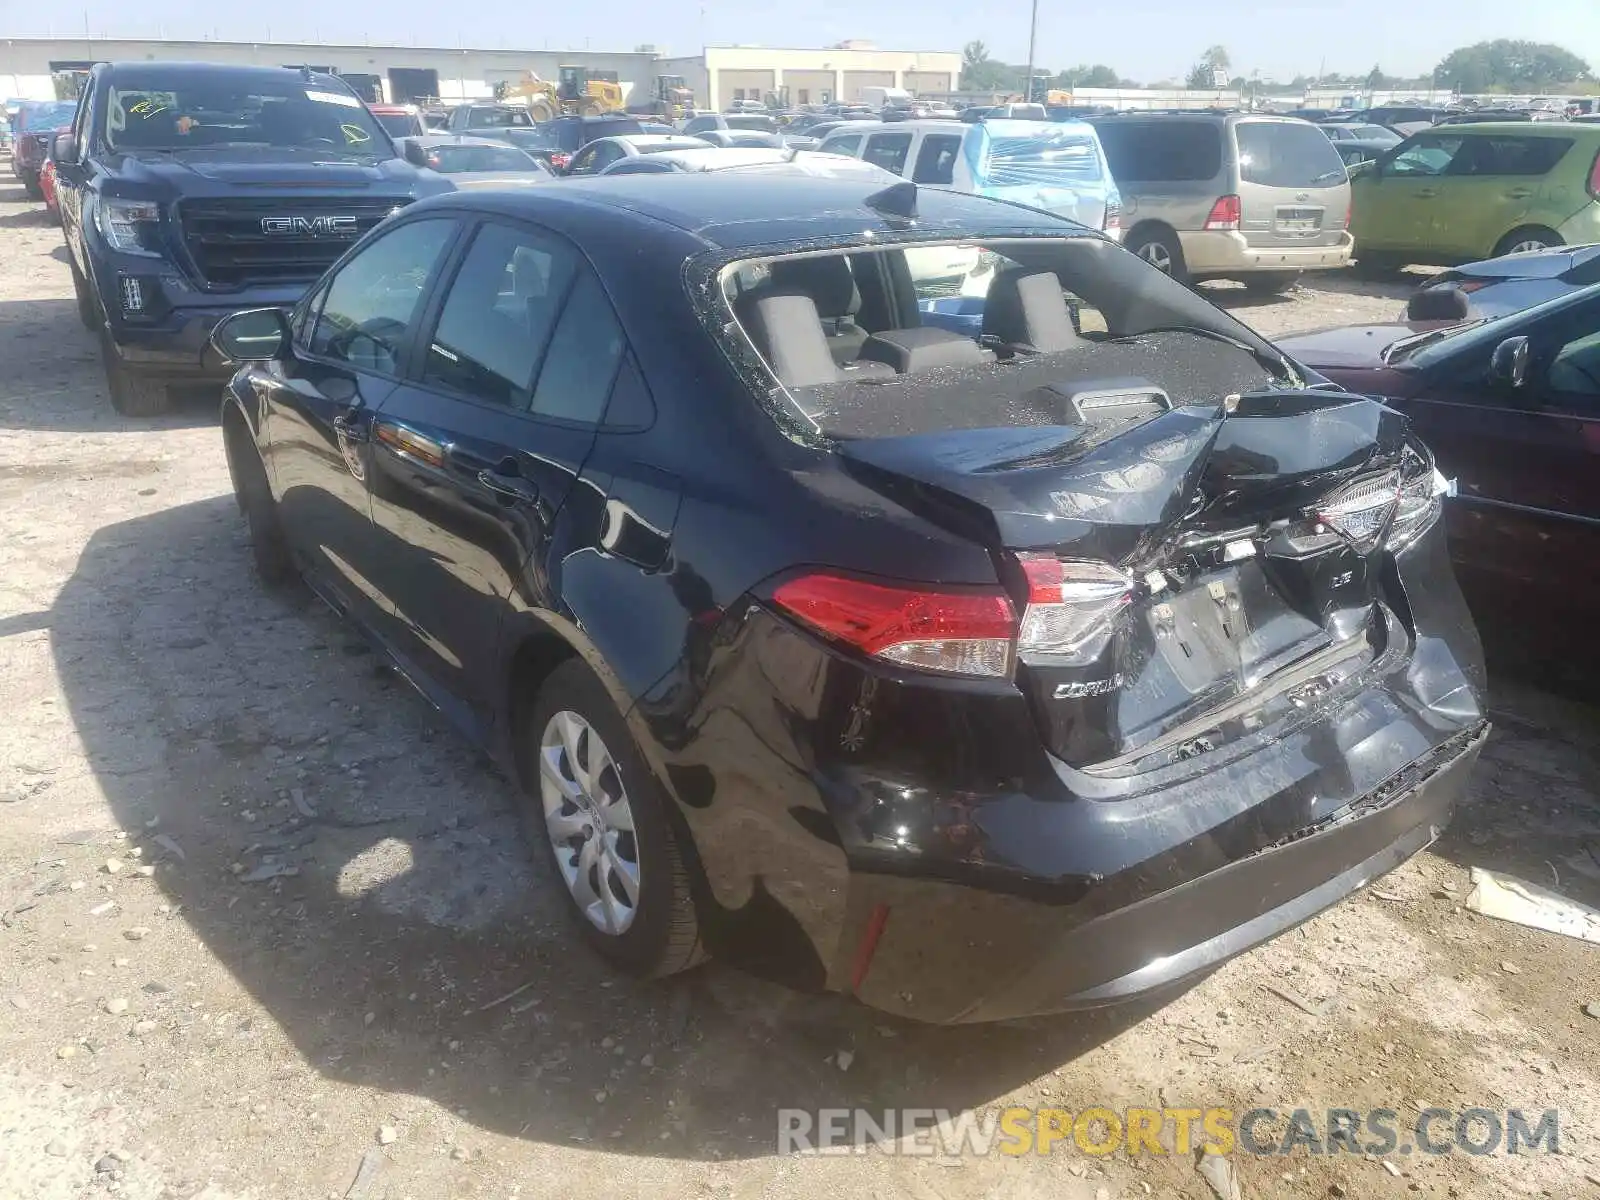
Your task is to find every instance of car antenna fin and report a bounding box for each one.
[864,180,917,219]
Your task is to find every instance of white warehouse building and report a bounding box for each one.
[658,43,960,109]
[0,36,959,109]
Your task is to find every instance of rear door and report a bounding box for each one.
[365,217,624,723]
[1232,119,1350,249]
[911,132,962,183]
[1435,132,1575,259]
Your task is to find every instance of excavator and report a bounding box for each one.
[498,67,624,121]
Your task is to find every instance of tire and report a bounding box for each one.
[1243,271,1301,295]
[98,327,172,417]
[70,255,98,331]
[1352,252,1403,279]
[22,175,42,201]
[225,413,295,588]
[580,100,602,117]
[1493,227,1562,258]
[522,659,704,978]
[1126,226,1188,284]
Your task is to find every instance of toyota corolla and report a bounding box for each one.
[210,177,1488,1023]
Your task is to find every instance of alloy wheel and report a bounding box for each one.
[1507,238,1550,255]
[538,710,641,935]
[1138,241,1173,274]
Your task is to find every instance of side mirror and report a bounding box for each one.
[211,308,289,363]
[51,132,77,165]
[1488,335,1530,391]
[401,138,429,168]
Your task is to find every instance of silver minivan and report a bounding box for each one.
[1090,113,1354,292]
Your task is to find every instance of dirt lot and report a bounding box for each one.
[1,180,1598,1200]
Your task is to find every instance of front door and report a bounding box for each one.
[1357,132,1465,252]
[265,217,460,631]
[366,218,628,725]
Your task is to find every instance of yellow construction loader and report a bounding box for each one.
[500,67,623,120]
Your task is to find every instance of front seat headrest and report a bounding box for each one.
[768,256,861,320]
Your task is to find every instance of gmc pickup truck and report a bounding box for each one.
[53,61,452,415]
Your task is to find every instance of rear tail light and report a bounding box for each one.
[1204,194,1241,231]
[550,151,572,170]
[771,573,1016,678]
[1316,474,1399,551]
[1588,151,1600,199]
[1387,444,1453,552]
[1102,193,1122,240]
[118,275,146,314]
[1016,557,1133,664]
[1315,445,1453,554]
[1343,199,1351,230]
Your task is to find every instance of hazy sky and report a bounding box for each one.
[16,0,1600,82]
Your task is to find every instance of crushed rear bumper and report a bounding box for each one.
[841,723,1485,1024]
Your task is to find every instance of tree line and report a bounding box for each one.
[961,39,1594,96]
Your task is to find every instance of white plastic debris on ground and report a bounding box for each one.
[1464,866,1600,944]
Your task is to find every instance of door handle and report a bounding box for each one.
[1413,188,1438,199]
[332,411,368,443]
[1505,188,1533,200]
[478,467,539,503]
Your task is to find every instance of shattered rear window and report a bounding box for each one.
[712,236,1289,440]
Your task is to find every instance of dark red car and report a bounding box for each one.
[12,99,77,199]
[1279,287,1600,685]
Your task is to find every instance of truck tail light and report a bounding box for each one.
[1204,194,1241,231]
[1015,557,1133,664]
[771,573,1016,678]
[1588,150,1600,199]
[119,275,146,314]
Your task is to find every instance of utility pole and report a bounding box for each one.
[1023,0,1039,103]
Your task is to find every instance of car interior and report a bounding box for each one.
[721,238,1283,437]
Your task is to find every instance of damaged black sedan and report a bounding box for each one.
[212,176,1489,1023]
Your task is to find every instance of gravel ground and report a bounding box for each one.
[0,179,1597,1200]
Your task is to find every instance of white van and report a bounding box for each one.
[860,86,912,111]
[817,118,1122,241]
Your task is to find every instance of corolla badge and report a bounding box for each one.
[260,215,359,236]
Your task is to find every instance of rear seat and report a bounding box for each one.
[982,267,1082,355]
[738,291,894,388]
[767,256,870,367]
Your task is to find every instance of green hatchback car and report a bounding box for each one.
[1350,122,1600,268]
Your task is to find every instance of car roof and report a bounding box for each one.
[414,133,531,149]
[100,61,349,91]
[1444,120,1596,136]
[554,113,641,125]
[825,119,966,135]
[617,147,899,177]
[407,174,1082,250]
[608,134,713,149]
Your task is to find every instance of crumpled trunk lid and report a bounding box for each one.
[837,392,1411,769]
